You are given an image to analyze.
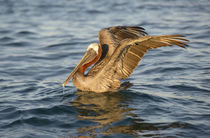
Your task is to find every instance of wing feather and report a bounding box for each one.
[88,26,148,76]
[94,35,189,90]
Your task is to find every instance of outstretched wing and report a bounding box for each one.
[98,26,147,56]
[94,35,189,90]
[99,26,147,44]
[88,26,147,76]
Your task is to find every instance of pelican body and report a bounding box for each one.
[63,26,189,92]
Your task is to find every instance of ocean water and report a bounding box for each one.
[0,0,210,137]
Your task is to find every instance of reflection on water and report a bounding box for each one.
[70,91,188,137]
[71,91,135,136]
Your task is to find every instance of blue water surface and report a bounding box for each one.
[0,0,210,137]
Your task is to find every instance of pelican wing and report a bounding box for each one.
[99,26,147,44]
[88,26,147,76]
[98,26,147,54]
[95,35,189,90]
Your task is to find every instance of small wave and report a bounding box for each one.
[86,9,105,14]
[0,36,14,42]
[15,31,36,36]
[1,105,77,129]
[46,42,73,48]
[159,67,186,73]
[5,41,32,47]
[140,66,186,75]
[0,106,20,120]
[44,41,88,49]
[25,105,76,116]
[122,90,168,104]
[168,84,210,93]
[1,116,54,128]
[0,30,11,34]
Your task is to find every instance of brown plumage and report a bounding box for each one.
[62,26,189,92]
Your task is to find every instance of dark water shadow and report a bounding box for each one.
[66,90,188,137]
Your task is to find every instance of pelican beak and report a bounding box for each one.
[62,49,97,88]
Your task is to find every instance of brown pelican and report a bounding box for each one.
[62,26,189,92]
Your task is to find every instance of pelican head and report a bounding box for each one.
[62,43,101,87]
[87,43,99,54]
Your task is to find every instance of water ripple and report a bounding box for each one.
[0,0,210,137]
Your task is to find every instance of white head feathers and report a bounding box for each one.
[87,43,99,54]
